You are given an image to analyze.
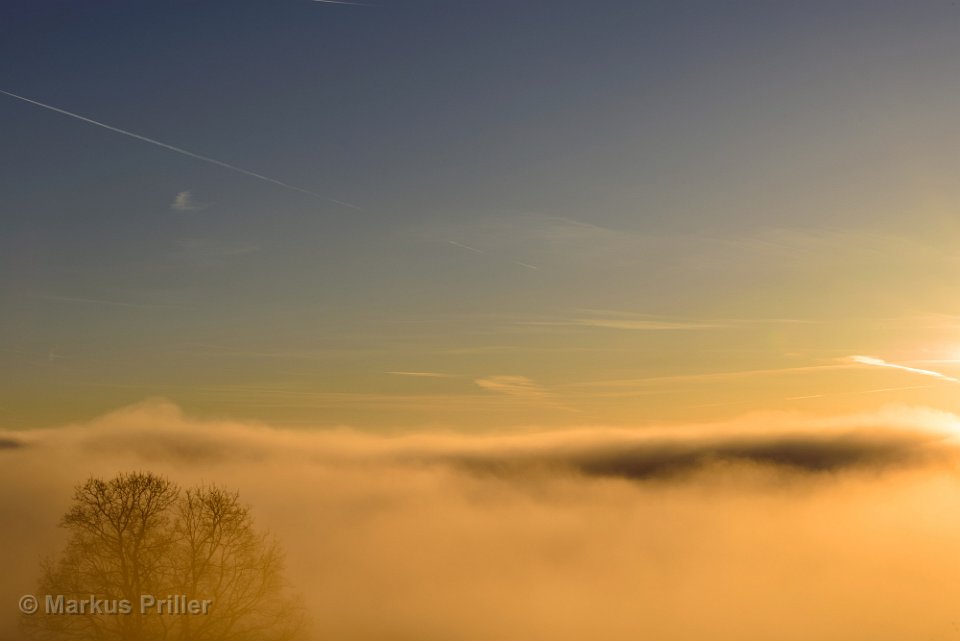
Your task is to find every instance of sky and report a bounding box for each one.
[4,0,960,429]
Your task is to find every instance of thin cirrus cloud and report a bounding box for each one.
[518,312,817,332]
[475,375,551,400]
[575,319,726,330]
[573,363,855,390]
[524,318,728,331]
[387,371,457,379]
[846,355,960,383]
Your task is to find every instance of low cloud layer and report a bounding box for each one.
[4,401,960,640]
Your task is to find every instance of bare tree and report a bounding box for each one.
[23,473,306,641]
[171,486,304,641]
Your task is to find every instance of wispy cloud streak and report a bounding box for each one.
[446,240,484,254]
[0,89,357,210]
[518,312,818,332]
[387,371,457,379]
[475,375,552,401]
[524,318,727,331]
[847,355,960,383]
[574,364,853,389]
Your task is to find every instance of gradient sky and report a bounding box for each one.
[4,0,960,428]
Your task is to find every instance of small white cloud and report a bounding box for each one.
[171,190,209,212]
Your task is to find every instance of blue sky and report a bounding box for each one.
[5,1,960,427]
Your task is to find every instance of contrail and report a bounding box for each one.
[446,240,540,271]
[446,240,484,254]
[847,355,960,383]
[0,89,359,210]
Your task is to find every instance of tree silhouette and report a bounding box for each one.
[23,472,306,641]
